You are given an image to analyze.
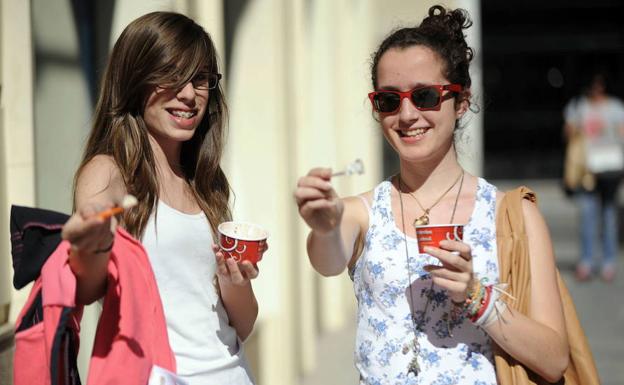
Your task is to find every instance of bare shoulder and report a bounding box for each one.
[520,195,544,223]
[343,190,372,228]
[501,190,550,244]
[494,188,542,220]
[75,155,126,207]
[359,190,374,204]
[343,191,372,215]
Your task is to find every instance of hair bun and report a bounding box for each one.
[420,5,473,64]
[370,4,474,92]
[422,5,472,44]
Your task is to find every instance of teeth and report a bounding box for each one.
[403,128,427,137]
[171,110,195,119]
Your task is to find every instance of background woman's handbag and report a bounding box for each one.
[563,132,591,194]
[585,140,624,175]
[494,187,600,385]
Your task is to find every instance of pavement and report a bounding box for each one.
[300,179,624,385]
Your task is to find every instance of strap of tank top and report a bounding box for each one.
[357,195,372,214]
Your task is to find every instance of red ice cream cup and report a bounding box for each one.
[218,221,268,264]
[414,224,464,253]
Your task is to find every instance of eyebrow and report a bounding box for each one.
[377,82,432,91]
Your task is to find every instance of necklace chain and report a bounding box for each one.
[397,170,465,376]
[448,171,464,224]
[401,171,464,226]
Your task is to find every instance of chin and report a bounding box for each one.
[160,128,196,143]
[397,142,441,163]
[177,131,197,142]
[399,153,431,165]
[389,140,426,158]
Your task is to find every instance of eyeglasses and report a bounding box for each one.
[368,84,462,113]
[191,72,222,90]
[158,72,222,91]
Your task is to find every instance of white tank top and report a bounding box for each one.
[142,201,254,385]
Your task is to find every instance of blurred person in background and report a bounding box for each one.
[563,72,624,282]
[61,12,261,384]
[295,5,568,384]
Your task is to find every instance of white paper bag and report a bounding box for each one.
[148,366,189,385]
[585,141,624,174]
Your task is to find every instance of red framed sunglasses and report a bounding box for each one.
[368,84,462,113]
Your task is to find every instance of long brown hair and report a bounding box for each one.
[74,11,231,238]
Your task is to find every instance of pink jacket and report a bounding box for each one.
[13,228,176,385]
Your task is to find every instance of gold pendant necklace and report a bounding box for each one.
[401,171,464,227]
[397,170,465,377]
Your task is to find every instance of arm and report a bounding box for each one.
[307,196,367,276]
[483,199,569,382]
[425,197,568,382]
[62,155,126,305]
[214,246,259,341]
[295,168,367,276]
[218,280,257,341]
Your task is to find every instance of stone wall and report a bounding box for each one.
[0,324,14,385]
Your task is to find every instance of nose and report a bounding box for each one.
[397,95,421,123]
[176,82,197,103]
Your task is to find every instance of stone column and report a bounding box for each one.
[1,0,35,382]
[223,0,298,382]
[456,0,484,176]
[2,0,36,325]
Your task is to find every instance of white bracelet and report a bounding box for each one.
[475,283,512,327]
[483,300,509,327]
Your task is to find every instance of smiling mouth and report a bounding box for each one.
[399,127,429,138]
[167,109,197,119]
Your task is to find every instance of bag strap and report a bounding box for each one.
[495,186,601,385]
[497,186,537,237]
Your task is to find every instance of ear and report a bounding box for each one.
[455,89,471,118]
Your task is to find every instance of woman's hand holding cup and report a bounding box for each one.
[420,229,474,304]
[213,244,263,286]
[215,221,268,286]
[294,168,344,234]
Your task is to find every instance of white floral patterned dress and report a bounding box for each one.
[349,179,499,385]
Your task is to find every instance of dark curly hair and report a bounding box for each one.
[371,5,473,104]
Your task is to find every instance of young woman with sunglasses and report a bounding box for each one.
[61,12,260,384]
[295,5,568,384]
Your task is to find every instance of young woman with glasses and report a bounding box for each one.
[61,12,260,384]
[295,5,568,384]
